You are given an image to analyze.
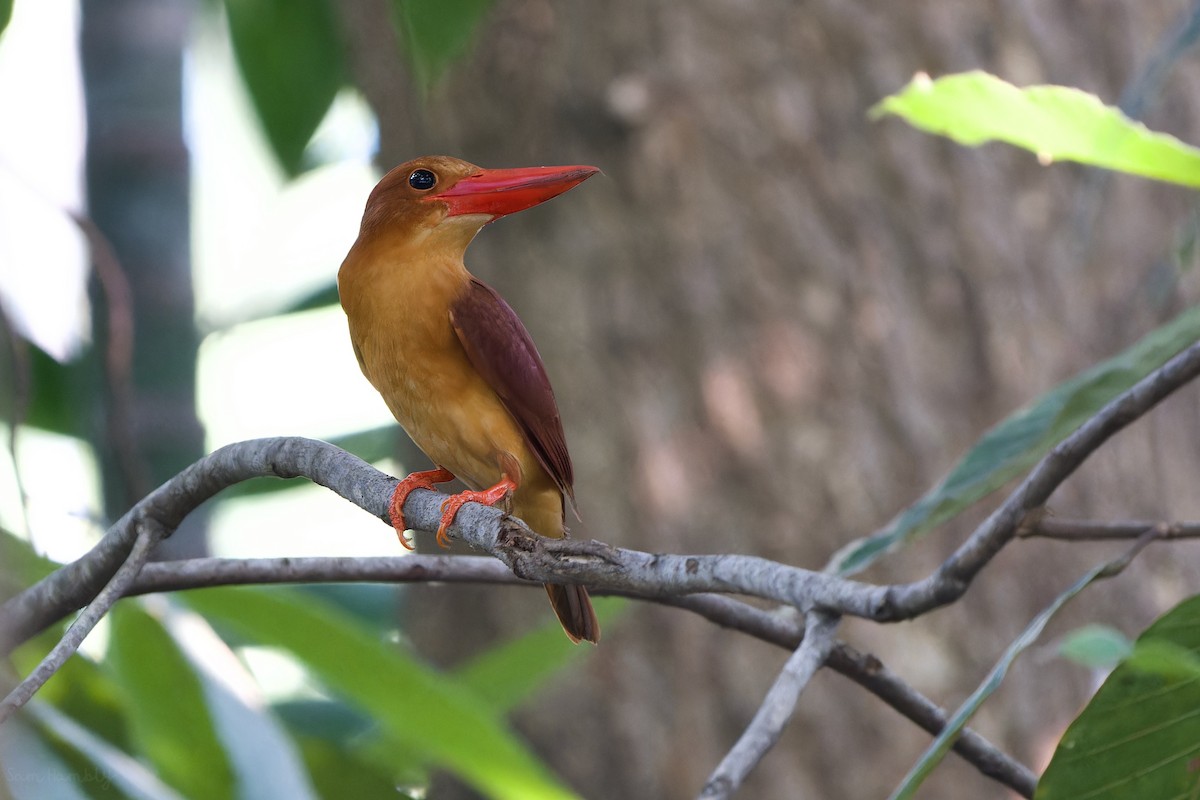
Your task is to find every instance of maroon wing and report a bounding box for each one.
[449,277,575,503]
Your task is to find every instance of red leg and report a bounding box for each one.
[435,475,518,548]
[389,467,456,550]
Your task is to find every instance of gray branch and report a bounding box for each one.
[3,335,1197,793]
[0,520,165,722]
[699,610,840,799]
[122,556,1031,797]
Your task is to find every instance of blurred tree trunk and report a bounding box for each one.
[80,0,206,558]
[341,1,1200,797]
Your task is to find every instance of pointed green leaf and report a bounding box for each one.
[184,586,580,800]
[832,304,1200,574]
[872,71,1200,188]
[890,555,1116,800]
[222,0,345,175]
[107,603,236,800]
[1037,594,1200,799]
[1058,624,1132,670]
[392,0,492,89]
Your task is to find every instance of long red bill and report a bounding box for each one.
[431,165,599,218]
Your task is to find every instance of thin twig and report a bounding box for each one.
[699,610,840,799]
[0,520,164,722]
[71,212,147,506]
[130,554,522,593]
[0,437,395,654]
[1022,516,1200,541]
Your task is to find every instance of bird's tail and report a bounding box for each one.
[544,583,600,644]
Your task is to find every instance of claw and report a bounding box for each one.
[388,467,456,550]
[434,476,518,547]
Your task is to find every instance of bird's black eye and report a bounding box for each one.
[409,169,437,191]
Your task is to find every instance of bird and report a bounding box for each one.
[337,155,600,644]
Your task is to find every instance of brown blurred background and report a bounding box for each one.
[339,2,1200,797]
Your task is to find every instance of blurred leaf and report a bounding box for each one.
[0,343,89,438]
[296,733,420,800]
[890,555,1116,800]
[107,603,236,800]
[12,634,131,757]
[0,0,11,38]
[185,586,581,800]
[393,0,492,89]
[222,0,345,176]
[275,699,429,796]
[872,71,1200,188]
[1123,638,1200,680]
[24,700,185,800]
[159,608,319,800]
[1037,594,1200,799]
[324,425,404,464]
[298,583,402,636]
[277,282,341,317]
[212,282,341,329]
[455,597,626,714]
[0,527,60,596]
[831,303,1200,574]
[1058,624,1132,670]
[0,718,96,800]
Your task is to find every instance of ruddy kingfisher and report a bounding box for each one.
[338,155,599,644]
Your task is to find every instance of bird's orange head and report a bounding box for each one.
[356,155,598,247]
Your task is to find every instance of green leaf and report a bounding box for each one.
[11,633,132,759]
[890,555,1117,800]
[1123,638,1200,680]
[222,0,345,176]
[1037,594,1200,799]
[294,731,421,800]
[214,282,341,329]
[831,303,1200,575]
[392,0,492,90]
[1058,624,1132,670]
[455,597,626,714]
[164,618,319,800]
[0,343,90,438]
[107,603,236,800]
[275,698,429,796]
[24,700,186,800]
[184,586,581,800]
[0,527,60,595]
[274,282,341,317]
[0,718,96,800]
[0,0,12,39]
[872,71,1200,188]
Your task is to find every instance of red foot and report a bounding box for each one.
[389,467,455,550]
[435,476,518,548]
